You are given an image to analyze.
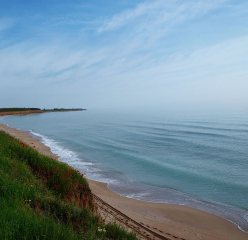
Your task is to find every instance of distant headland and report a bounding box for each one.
[0,108,86,116]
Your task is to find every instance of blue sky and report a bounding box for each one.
[0,0,248,109]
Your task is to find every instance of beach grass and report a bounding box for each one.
[0,130,137,240]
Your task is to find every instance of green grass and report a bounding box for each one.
[0,130,137,240]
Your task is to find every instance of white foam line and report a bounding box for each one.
[29,130,91,168]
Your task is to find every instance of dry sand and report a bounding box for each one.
[0,123,247,240]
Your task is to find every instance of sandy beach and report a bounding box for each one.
[0,122,247,240]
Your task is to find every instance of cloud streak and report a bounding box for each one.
[97,0,226,33]
[0,18,14,32]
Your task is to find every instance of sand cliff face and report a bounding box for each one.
[0,110,44,116]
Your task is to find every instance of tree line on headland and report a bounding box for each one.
[43,108,86,112]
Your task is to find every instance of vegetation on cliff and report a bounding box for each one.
[0,130,137,240]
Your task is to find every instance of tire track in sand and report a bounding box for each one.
[92,193,187,240]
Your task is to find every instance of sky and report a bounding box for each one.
[0,0,248,110]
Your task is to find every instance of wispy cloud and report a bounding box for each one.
[0,18,14,36]
[97,0,226,33]
[98,1,162,33]
[1,32,247,89]
[0,18,13,31]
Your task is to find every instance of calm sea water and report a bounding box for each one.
[1,109,248,232]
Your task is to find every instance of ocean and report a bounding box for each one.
[1,108,248,232]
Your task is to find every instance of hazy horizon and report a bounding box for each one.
[1,0,248,110]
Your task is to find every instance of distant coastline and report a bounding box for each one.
[0,107,86,117]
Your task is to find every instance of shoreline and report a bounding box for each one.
[0,123,247,240]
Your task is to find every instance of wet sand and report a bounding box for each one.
[0,123,247,240]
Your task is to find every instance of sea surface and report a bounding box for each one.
[1,108,248,232]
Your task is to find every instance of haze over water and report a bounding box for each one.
[1,108,248,232]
